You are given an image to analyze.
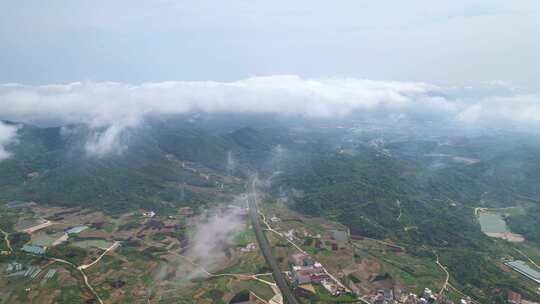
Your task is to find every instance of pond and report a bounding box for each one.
[330,229,348,242]
[478,212,509,234]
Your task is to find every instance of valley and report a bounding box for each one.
[2,2,540,303]
[0,119,540,303]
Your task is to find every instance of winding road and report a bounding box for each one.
[11,229,105,304]
[78,241,120,270]
[514,248,540,270]
[50,257,104,304]
[258,210,351,293]
[434,252,449,295]
[0,227,13,253]
[248,178,298,304]
[15,250,104,304]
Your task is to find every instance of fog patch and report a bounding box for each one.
[187,204,245,275]
[152,199,248,297]
[226,151,236,176]
[85,124,128,157]
[0,122,18,162]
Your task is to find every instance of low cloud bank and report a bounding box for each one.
[0,122,18,161]
[0,75,538,157]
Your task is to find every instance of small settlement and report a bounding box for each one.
[265,212,487,304]
[289,253,344,296]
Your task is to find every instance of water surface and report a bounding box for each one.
[478,212,509,234]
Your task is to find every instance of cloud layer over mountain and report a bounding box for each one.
[0,75,539,157]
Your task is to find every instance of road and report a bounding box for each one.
[17,251,104,304]
[23,219,54,233]
[248,178,298,304]
[161,251,281,303]
[0,227,13,253]
[8,219,102,303]
[78,241,120,270]
[15,235,103,303]
[434,252,449,295]
[514,248,540,270]
[396,200,402,221]
[50,258,103,304]
[258,210,352,294]
[447,284,480,304]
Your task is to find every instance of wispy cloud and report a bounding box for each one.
[187,204,245,275]
[0,122,18,162]
[84,124,129,157]
[152,201,247,288]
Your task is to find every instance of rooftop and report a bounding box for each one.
[505,260,540,283]
[66,225,88,234]
[22,244,46,255]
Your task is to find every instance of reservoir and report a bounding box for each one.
[478,212,509,234]
[478,211,524,242]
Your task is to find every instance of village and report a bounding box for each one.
[264,213,468,304]
[0,200,201,303]
[1,197,539,304]
[256,197,540,304]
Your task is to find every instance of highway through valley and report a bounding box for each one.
[248,179,298,304]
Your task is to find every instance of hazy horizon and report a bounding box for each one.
[1,1,540,87]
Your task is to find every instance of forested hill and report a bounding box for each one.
[276,147,489,249]
[274,138,540,302]
[0,119,293,214]
[276,136,540,247]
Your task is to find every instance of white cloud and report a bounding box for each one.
[187,205,244,275]
[0,76,539,156]
[0,76,446,123]
[456,95,540,126]
[0,122,18,162]
[85,124,128,157]
[152,202,246,286]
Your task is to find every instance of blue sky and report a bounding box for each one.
[1,1,539,86]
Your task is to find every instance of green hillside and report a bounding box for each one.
[0,120,292,214]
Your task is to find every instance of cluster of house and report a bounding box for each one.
[20,224,92,256]
[6,201,37,209]
[401,288,454,304]
[289,253,346,296]
[142,210,156,218]
[508,291,522,304]
[5,262,23,274]
[4,262,41,279]
[367,287,474,304]
[507,289,540,304]
[22,244,46,255]
[368,288,403,304]
[504,260,540,284]
[4,261,58,286]
[240,243,257,253]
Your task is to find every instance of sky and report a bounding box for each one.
[1,1,540,158]
[1,1,539,86]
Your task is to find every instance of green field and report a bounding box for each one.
[71,239,112,249]
[30,232,63,247]
[235,280,275,300]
